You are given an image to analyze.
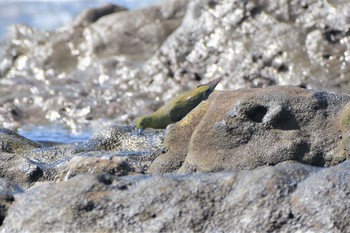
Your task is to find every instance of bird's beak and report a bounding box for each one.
[137,128,144,134]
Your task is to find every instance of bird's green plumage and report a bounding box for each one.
[136,77,222,132]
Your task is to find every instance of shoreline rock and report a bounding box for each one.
[1,0,350,131]
[149,86,350,174]
[1,161,349,232]
[0,0,350,231]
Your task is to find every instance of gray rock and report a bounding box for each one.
[0,153,43,189]
[19,125,163,163]
[1,0,350,130]
[141,0,350,92]
[8,126,164,183]
[82,0,189,58]
[0,0,189,129]
[81,125,164,152]
[290,161,350,232]
[73,3,127,27]
[24,144,79,165]
[0,128,41,154]
[57,155,136,182]
[149,86,350,174]
[1,161,349,232]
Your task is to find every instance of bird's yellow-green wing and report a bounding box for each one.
[168,85,210,122]
[142,77,222,129]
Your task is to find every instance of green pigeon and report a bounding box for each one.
[136,77,222,134]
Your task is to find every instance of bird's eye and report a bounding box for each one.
[141,122,144,126]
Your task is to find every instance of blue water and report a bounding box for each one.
[0,0,164,39]
[18,124,92,144]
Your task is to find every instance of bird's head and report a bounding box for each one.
[136,116,152,134]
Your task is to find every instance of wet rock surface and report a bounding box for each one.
[1,161,349,232]
[0,126,163,188]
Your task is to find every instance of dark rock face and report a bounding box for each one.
[73,3,127,27]
[291,161,350,232]
[149,86,350,174]
[1,161,349,232]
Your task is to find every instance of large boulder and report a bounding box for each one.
[1,161,349,232]
[82,0,189,58]
[149,86,350,174]
[1,0,350,129]
[142,0,350,92]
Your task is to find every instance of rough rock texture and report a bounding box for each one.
[57,155,136,182]
[1,0,350,130]
[0,153,43,189]
[0,0,189,129]
[0,128,41,154]
[142,0,350,91]
[0,1,350,231]
[1,161,349,232]
[80,125,164,152]
[0,126,163,188]
[149,86,350,174]
[22,125,163,164]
